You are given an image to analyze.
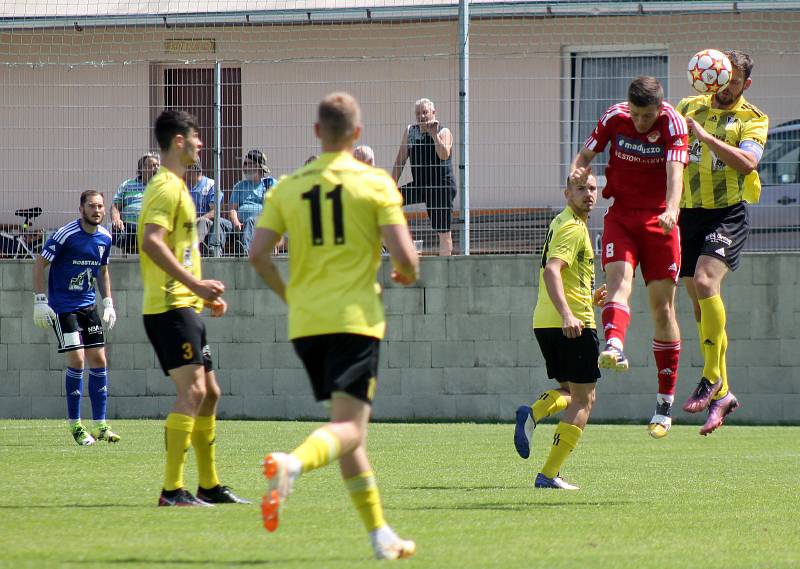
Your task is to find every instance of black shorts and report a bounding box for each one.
[679,203,749,277]
[292,334,380,404]
[534,328,600,384]
[143,307,213,375]
[53,304,105,353]
[400,183,457,232]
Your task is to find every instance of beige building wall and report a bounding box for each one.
[0,12,798,227]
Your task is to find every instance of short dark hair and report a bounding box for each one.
[628,76,663,108]
[136,152,160,179]
[80,190,103,206]
[725,50,754,81]
[317,92,361,143]
[565,173,597,191]
[154,109,199,152]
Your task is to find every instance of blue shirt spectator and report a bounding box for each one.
[110,152,159,254]
[229,149,276,253]
[185,162,232,257]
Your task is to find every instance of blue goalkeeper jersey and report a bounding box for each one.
[40,219,112,313]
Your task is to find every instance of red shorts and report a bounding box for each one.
[601,205,680,283]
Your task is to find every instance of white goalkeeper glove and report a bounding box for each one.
[102,297,116,331]
[33,294,57,329]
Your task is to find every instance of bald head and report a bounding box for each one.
[353,145,375,166]
[317,92,362,147]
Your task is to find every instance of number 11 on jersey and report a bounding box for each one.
[302,184,345,246]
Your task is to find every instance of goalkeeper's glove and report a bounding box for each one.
[33,294,57,329]
[102,297,116,331]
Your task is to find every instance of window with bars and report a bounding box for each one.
[565,50,669,181]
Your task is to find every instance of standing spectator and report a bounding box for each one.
[570,76,688,439]
[249,92,418,559]
[110,152,159,254]
[186,161,232,257]
[676,51,768,435]
[353,145,375,166]
[392,98,457,256]
[229,149,277,253]
[32,190,119,446]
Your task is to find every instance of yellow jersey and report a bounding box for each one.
[676,93,769,208]
[256,151,407,340]
[137,166,203,315]
[533,207,595,329]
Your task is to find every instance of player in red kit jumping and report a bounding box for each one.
[570,76,688,439]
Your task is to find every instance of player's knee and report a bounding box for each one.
[186,382,207,407]
[66,351,85,370]
[571,388,595,409]
[86,351,106,369]
[693,271,716,296]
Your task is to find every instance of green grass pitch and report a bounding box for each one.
[1,420,798,568]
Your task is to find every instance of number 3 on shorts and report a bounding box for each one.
[181,342,194,360]
[605,242,614,258]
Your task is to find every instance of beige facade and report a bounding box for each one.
[1,11,799,228]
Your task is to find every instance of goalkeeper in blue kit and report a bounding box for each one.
[32,190,119,446]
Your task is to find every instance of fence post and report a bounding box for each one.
[458,0,470,255]
[211,60,223,257]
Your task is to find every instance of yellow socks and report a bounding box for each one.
[531,390,568,423]
[164,413,194,491]
[699,295,727,394]
[345,470,386,532]
[541,422,583,479]
[192,415,221,490]
[717,331,729,398]
[291,428,342,474]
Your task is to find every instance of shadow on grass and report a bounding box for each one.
[0,503,147,509]
[64,557,358,566]
[401,485,532,491]
[394,500,631,511]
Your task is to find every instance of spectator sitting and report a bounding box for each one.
[185,161,233,257]
[111,152,159,253]
[353,145,375,166]
[229,149,277,253]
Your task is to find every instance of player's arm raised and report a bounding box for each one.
[542,257,583,339]
[685,116,761,175]
[140,223,224,302]
[570,148,597,176]
[249,227,286,302]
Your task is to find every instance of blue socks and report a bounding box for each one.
[88,367,109,422]
[65,367,83,421]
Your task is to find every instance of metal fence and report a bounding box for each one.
[1,0,799,259]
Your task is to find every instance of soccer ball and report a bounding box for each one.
[687,49,732,94]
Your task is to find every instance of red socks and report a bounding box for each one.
[601,302,631,346]
[653,339,681,396]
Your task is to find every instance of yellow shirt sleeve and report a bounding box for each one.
[256,183,286,234]
[548,222,582,266]
[375,174,407,227]
[742,113,769,148]
[140,179,179,231]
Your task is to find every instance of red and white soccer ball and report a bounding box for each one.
[687,49,733,94]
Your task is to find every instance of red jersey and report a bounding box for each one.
[584,102,688,210]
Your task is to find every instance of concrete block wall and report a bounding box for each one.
[1,254,799,423]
